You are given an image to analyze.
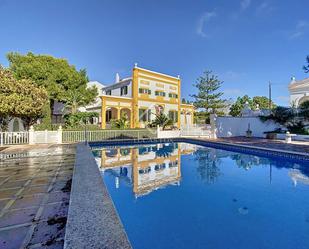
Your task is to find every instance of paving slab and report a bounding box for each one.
[0,144,75,249]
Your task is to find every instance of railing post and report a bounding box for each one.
[156,125,160,138]
[29,126,35,145]
[210,114,217,139]
[57,125,62,144]
[0,133,3,147]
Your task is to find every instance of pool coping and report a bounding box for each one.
[182,138,309,161]
[64,143,132,249]
[90,137,309,161]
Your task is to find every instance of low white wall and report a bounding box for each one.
[276,133,309,142]
[216,116,280,138]
[157,130,180,138]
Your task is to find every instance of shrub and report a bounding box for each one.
[64,112,99,128]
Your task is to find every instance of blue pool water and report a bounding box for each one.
[92,142,309,249]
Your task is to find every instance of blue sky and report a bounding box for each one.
[1,0,309,106]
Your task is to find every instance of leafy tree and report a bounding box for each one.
[194,111,208,124]
[64,82,98,114]
[0,66,48,130]
[299,100,309,120]
[229,95,252,117]
[151,113,173,130]
[229,95,275,117]
[252,96,274,109]
[191,71,226,122]
[7,52,97,119]
[303,55,309,73]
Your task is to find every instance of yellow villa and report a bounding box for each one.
[100,64,194,129]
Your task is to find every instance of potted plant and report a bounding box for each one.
[246,123,252,138]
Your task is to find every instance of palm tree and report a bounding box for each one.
[111,114,129,129]
[151,113,173,130]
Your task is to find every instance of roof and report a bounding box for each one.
[102,78,132,91]
[289,77,309,90]
[135,66,180,80]
[87,81,105,88]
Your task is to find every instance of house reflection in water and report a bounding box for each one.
[95,143,196,197]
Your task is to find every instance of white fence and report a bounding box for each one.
[62,129,157,143]
[32,130,60,144]
[180,125,212,138]
[0,132,29,146]
[0,125,215,146]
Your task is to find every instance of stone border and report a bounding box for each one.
[90,137,309,162]
[182,138,309,162]
[64,143,132,249]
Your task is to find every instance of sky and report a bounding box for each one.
[0,0,309,106]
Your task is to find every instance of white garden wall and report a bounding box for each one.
[215,117,280,138]
[157,129,180,138]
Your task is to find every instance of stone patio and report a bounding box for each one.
[215,137,309,154]
[0,144,75,249]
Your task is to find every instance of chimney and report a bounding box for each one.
[115,73,120,83]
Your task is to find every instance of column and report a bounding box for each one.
[101,98,106,129]
[117,107,121,120]
[29,126,35,145]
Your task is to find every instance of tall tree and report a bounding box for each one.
[7,52,97,119]
[303,55,309,73]
[191,71,226,122]
[0,66,48,130]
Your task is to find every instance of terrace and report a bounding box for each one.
[0,144,75,249]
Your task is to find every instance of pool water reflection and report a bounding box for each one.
[92,142,309,249]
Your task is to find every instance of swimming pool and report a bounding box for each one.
[92,142,309,249]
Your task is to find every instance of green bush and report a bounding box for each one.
[64,112,99,128]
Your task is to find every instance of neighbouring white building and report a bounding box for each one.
[289,77,309,107]
[79,81,105,124]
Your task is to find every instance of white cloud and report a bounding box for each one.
[256,2,273,15]
[288,20,309,40]
[196,11,217,38]
[241,0,251,10]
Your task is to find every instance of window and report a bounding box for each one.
[169,160,178,168]
[120,86,128,96]
[168,93,178,98]
[168,111,178,123]
[139,167,151,174]
[139,88,151,94]
[105,90,111,95]
[139,109,151,122]
[155,163,166,171]
[155,91,166,97]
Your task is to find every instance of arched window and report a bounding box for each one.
[13,119,20,132]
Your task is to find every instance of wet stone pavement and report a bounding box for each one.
[0,144,76,249]
[216,137,309,154]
